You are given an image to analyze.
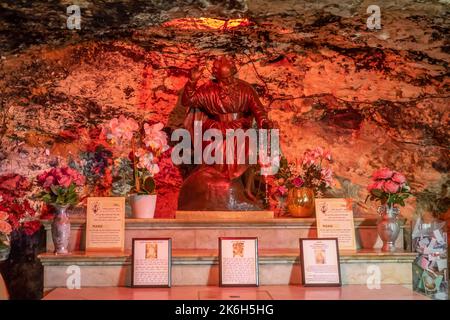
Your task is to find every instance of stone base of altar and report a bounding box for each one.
[41,217,408,253]
[39,249,417,289]
[42,284,428,300]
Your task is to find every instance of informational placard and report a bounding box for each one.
[300,238,342,286]
[315,198,357,251]
[131,238,172,287]
[219,237,259,287]
[86,197,125,252]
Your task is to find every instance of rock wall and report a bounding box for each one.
[0,0,448,219]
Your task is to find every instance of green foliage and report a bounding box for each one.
[366,184,412,207]
[133,170,156,195]
[40,183,79,206]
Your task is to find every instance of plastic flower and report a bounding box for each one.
[143,123,169,153]
[372,168,394,180]
[135,148,160,176]
[0,220,12,235]
[277,185,288,196]
[367,180,385,192]
[0,211,8,221]
[104,115,139,145]
[392,172,406,184]
[292,177,304,188]
[383,180,400,193]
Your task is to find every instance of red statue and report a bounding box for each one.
[177,56,273,211]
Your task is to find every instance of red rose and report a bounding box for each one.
[368,180,385,192]
[372,168,394,180]
[392,172,406,184]
[383,180,400,193]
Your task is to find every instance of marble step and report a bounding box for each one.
[39,249,417,289]
[43,285,428,300]
[41,217,408,252]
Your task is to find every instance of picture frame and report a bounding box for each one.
[299,238,342,287]
[219,237,259,287]
[131,238,172,288]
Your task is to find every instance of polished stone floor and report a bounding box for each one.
[43,285,428,300]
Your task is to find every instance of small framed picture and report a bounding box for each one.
[299,238,342,287]
[131,238,172,287]
[219,237,259,287]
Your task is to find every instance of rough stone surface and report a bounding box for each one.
[0,0,448,219]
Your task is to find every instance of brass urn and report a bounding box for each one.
[287,187,315,217]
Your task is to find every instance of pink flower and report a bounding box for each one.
[43,176,55,189]
[321,167,333,187]
[143,123,169,153]
[292,177,304,188]
[0,220,12,235]
[57,175,72,188]
[0,211,8,221]
[392,172,406,184]
[372,168,394,180]
[104,115,139,145]
[368,180,385,192]
[383,180,400,193]
[277,185,288,196]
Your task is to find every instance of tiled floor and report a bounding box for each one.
[43,285,428,300]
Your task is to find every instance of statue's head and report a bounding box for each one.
[212,56,237,81]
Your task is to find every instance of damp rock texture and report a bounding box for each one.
[0,0,449,219]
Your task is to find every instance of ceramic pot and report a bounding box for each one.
[130,194,157,219]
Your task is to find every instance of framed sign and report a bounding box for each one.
[300,238,342,287]
[219,237,259,287]
[86,197,125,252]
[315,198,357,251]
[131,238,172,287]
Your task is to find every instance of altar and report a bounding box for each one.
[38,216,415,289]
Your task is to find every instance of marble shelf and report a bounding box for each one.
[41,217,409,252]
[39,249,417,289]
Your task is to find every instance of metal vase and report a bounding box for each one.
[287,187,315,218]
[51,205,71,254]
[377,205,400,252]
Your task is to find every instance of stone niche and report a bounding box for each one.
[0,0,448,220]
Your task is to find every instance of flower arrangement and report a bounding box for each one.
[103,116,169,195]
[0,209,12,250]
[37,167,85,206]
[274,147,333,196]
[0,195,41,236]
[366,168,411,207]
[78,144,114,196]
[0,174,41,237]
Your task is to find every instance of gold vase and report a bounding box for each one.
[287,187,315,217]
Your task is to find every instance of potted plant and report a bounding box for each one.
[103,116,169,218]
[366,168,412,252]
[37,167,85,254]
[275,147,333,217]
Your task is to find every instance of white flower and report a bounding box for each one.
[143,123,169,153]
[104,115,139,145]
[135,148,160,176]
